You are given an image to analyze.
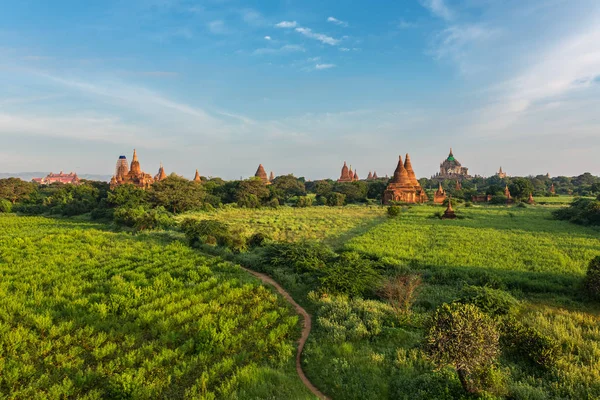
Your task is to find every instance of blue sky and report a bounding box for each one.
[0,0,599,179]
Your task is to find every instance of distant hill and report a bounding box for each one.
[0,172,111,182]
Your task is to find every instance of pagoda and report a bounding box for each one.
[337,161,354,182]
[496,166,507,179]
[373,171,379,179]
[527,192,535,205]
[353,170,359,181]
[433,148,470,180]
[455,180,462,191]
[383,154,428,204]
[154,163,167,181]
[193,170,201,183]
[442,198,457,219]
[269,171,275,181]
[255,164,270,184]
[550,183,556,195]
[434,182,446,204]
[110,149,155,189]
[367,171,373,180]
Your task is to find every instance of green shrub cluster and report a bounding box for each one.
[553,197,600,226]
[584,256,600,300]
[387,205,401,218]
[457,285,520,317]
[500,317,559,369]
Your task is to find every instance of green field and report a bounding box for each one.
[0,215,313,399]
[178,206,386,246]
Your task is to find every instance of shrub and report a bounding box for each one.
[267,198,280,208]
[180,219,233,247]
[113,206,148,227]
[387,205,401,218]
[295,196,313,208]
[247,232,268,248]
[319,252,381,297]
[425,303,500,394]
[457,285,520,317]
[113,206,173,230]
[310,292,393,342]
[263,241,335,274]
[500,317,559,369]
[381,274,422,317]
[0,198,12,213]
[583,256,600,300]
[326,192,346,206]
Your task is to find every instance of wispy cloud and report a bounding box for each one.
[295,27,340,46]
[253,44,305,55]
[264,35,272,40]
[275,21,297,28]
[315,63,336,70]
[327,17,348,27]
[208,20,229,35]
[419,0,454,21]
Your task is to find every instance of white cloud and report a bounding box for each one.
[275,21,297,28]
[339,47,350,52]
[264,36,272,40]
[208,20,229,35]
[295,27,340,46]
[315,64,336,70]
[327,17,348,27]
[419,0,454,21]
[253,44,305,55]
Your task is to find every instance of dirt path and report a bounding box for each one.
[240,267,330,400]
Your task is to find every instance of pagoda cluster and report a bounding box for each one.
[254,164,274,184]
[383,154,428,204]
[110,150,202,189]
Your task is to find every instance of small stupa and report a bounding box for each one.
[442,197,457,219]
[434,182,446,204]
[269,171,275,181]
[527,192,535,205]
[193,169,201,183]
[154,163,167,181]
[367,171,373,180]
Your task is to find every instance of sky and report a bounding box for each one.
[0,0,599,180]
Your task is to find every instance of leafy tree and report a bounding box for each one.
[425,303,500,393]
[333,181,368,203]
[367,180,387,201]
[319,252,381,297]
[312,180,334,197]
[150,175,205,213]
[325,192,345,206]
[270,175,306,202]
[0,178,36,204]
[235,178,270,208]
[108,184,148,208]
[381,274,422,317]
[509,178,535,200]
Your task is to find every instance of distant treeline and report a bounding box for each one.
[0,172,599,227]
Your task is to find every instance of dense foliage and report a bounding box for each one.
[553,196,600,226]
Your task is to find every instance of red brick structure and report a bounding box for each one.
[383,154,428,204]
[434,182,447,204]
[154,163,167,181]
[33,171,80,185]
[337,161,354,182]
[255,164,270,184]
[442,199,457,219]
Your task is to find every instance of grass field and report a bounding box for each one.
[178,206,386,246]
[0,215,313,399]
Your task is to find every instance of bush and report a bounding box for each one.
[500,317,559,369]
[263,241,336,274]
[267,198,280,208]
[310,292,393,342]
[295,196,313,208]
[553,198,600,226]
[381,274,422,317]
[247,232,268,248]
[425,303,500,394]
[180,218,234,248]
[388,205,401,218]
[326,192,346,206]
[113,206,173,230]
[584,256,600,300]
[319,252,381,297]
[457,285,520,317]
[0,199,12,213]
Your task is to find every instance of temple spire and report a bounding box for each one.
[194,169,201,183]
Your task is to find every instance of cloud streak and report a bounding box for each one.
[327,17,348,27]
[295,27,340,46]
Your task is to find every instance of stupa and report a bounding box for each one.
[337,162,354,182]
[383,154,428,204]
[110,149,155,189]
[193,170,201,183]
[255,164,270,184]
[434,182,446,204]
[154,163,167,181]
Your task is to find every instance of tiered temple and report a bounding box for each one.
[154,163,167,181]
[434,182,446,204]
[433,148,470,180]
[110,149,155,189]
[337,162,358,182]
[255,164,270,184]
[383,154,428,204]
[497,166,507,179]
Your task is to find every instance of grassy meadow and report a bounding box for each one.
[188,203,600,399]
[0,215,313,399]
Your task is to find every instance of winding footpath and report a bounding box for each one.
[240,267,330,400]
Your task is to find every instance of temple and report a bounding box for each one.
[269,171,275,181]
[383,154,428,204]
[367,171,373,180]
[432,148,470,180]
[496,166,507,179]
[434,182,446,204]
[337,162,357,182]
[255,164,270,184]
[110,149,155,189]
[442,198,457,219]
[455,180,462,191]
[154,163,167,181]
[550,183,556,195]
[194,170,201,183]
[527,192,535,205]
[33,171,80,185]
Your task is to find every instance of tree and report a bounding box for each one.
[584,256,600,300]
[509,178,535,200]
[149,175,205,213]
[425,303,500,393]
[367,180,387,201]
[235,178,270,208]
[270,175,306,202]
[108,184,148,208]
[0,178,36,204]
[311,180,334,197]
[333,181,368,203]
[381,274,422,318]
